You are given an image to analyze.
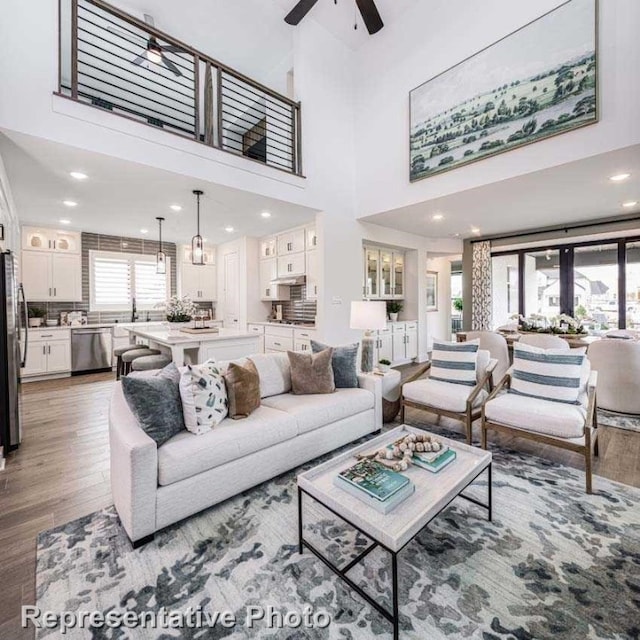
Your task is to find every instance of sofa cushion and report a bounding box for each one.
[403,378,487,413]
[158,406,298,486]
[485,392,586,439]
[261,388,374,435]
[248,352,292,398]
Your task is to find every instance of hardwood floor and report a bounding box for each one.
[1,370,639,638]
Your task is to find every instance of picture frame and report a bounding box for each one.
[426,271,438,312]
[409,0,598,182]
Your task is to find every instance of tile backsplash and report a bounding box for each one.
[272,285,317,324]
[31,232,214,324]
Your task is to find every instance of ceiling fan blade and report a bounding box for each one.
[161,55,182,77]
[284,0,319,25]
[355,0,384,34]
[160,44,184,53]
[131,54,146,66]
[143,13,155,27]
[107,26,143,45]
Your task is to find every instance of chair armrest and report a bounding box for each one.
[401,362,431,387]
[586,369,598,429]
[109,382,158,543]
[358,373,383,430]
[485,373,511,404]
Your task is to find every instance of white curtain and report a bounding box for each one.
[472,241,492,330]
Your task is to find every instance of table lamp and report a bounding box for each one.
[350,300,387,372]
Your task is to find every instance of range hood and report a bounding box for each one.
[270,275,306,285]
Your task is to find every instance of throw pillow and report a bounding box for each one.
[121,375,185,446]
[179,359,228,434]
[511,342,586,404]
[430,339,479,386]
[223,360,261,419]
[156,362,180,384]
[288,348,335,395]
[310,340,359,388]
[248,352,292,398]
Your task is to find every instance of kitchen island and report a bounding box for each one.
[124,326,261,365]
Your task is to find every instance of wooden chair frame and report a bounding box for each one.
[481,371,599,493]
[400,359,497,445]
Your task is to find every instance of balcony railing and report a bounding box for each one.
[57,0,303,175]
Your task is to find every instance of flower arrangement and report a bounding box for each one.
[510,313,586,335]
[157,296,197,323]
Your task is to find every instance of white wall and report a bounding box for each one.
[354,0,640,218]
[425,256,453,348]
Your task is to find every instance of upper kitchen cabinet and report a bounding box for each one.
[363,245,405,300]
[277,251,305,278]
[305,225,317,250]
[305,248,319,300]
[23,227,80,253]
[260,237,277,259]
[179,245,217,301]
[259,258,290,301]
[21,251,82,302]
[277,228,305,256]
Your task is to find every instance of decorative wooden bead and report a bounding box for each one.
[406,434,416,442]
[424,442,432,452]
[398,460,409,471]
[415,442,424,452]
[385,449,395,460]
[399,443,408,452]
[432,442,441,452]
[408,442,416,451]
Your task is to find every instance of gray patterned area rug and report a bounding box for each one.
[597,409,640,433]
[36,427,640,640]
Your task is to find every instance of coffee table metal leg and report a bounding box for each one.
[488,463,493,522]
[392,552,399,640]
[298,486,303,554]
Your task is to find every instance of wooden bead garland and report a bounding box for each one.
[357,433,442,472]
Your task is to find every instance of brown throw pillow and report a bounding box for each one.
[223,360,260,419]
[288,348,336,395]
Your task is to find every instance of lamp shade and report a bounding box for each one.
[350,300,387,331]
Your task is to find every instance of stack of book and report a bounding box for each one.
[334,459,414,514]
[405,444,456,473]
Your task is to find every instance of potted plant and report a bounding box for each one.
[157,296,197,333]
[453,298,463,313]
[387,301,403,322]
[378,358,391,373]
[28,306,46,328]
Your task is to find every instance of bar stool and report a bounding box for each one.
[131,354,172,372]
[121,348,161,376]
[114,345,142,380]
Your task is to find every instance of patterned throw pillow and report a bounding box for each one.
[511,343,586,404]
[179,359,228,434]
[430,340,479,386]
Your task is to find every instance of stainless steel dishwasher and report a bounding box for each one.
[71,327,113,374]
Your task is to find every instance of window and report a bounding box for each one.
[90,250,170,311]
[491,254,519,328]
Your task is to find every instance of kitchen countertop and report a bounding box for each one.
[27,320,223,331]
[249,321,317,329]
[123,326,255,345]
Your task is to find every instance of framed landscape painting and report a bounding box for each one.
[409,0,597,182]
[426,272,438,311]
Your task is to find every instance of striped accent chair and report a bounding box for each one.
[482,343,598,493]
[401,341,497,445]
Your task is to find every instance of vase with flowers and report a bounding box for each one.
[157,296,197,334]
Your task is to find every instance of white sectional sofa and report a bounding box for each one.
[109,354,382,545]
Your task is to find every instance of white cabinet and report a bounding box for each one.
[259,258,290,301]
[277,252,305,278]
[305,225,317,250]
[306,250,319,300]
[181,263,217,301]
[260,237,277,259]
[21,251,82,302]
[22,227,80,253]
[277,229,305,256]
[21,329,71,378]
[247,324,265,353]
[294,327,317,352]
[363,245,405,300]
[375,332,393,363]
[388,321,418,364]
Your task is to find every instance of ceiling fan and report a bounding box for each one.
[285,0,384,35]
[108,14,184,77]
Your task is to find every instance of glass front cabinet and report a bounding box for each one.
[363,245,405,299]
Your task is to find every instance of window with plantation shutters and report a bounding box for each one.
[90,250,170,311]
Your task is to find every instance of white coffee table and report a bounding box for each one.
[297,425,492,640]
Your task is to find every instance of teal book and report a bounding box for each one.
[412,448,457,473]
[337,459,409,502]
[334,476,415,514]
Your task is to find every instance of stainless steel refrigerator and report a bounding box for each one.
[0,251,27,453]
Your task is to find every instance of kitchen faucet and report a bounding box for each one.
[131,297,138,322]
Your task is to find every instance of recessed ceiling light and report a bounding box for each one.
[610,173,631,182]
[63,200,78,207]
[69,171,88,180]
[140,228,149,234]
[170,204,182,212]
[471,227,480,235]
[432,213,444,221]
[225,226,234,233]
[261,212,271,218]
[59,219,71,225]
[623,201,638,208]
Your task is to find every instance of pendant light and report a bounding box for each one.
[192,189,204,266]
[155,216,166,274]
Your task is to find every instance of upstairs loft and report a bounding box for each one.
[56,0,302,176]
